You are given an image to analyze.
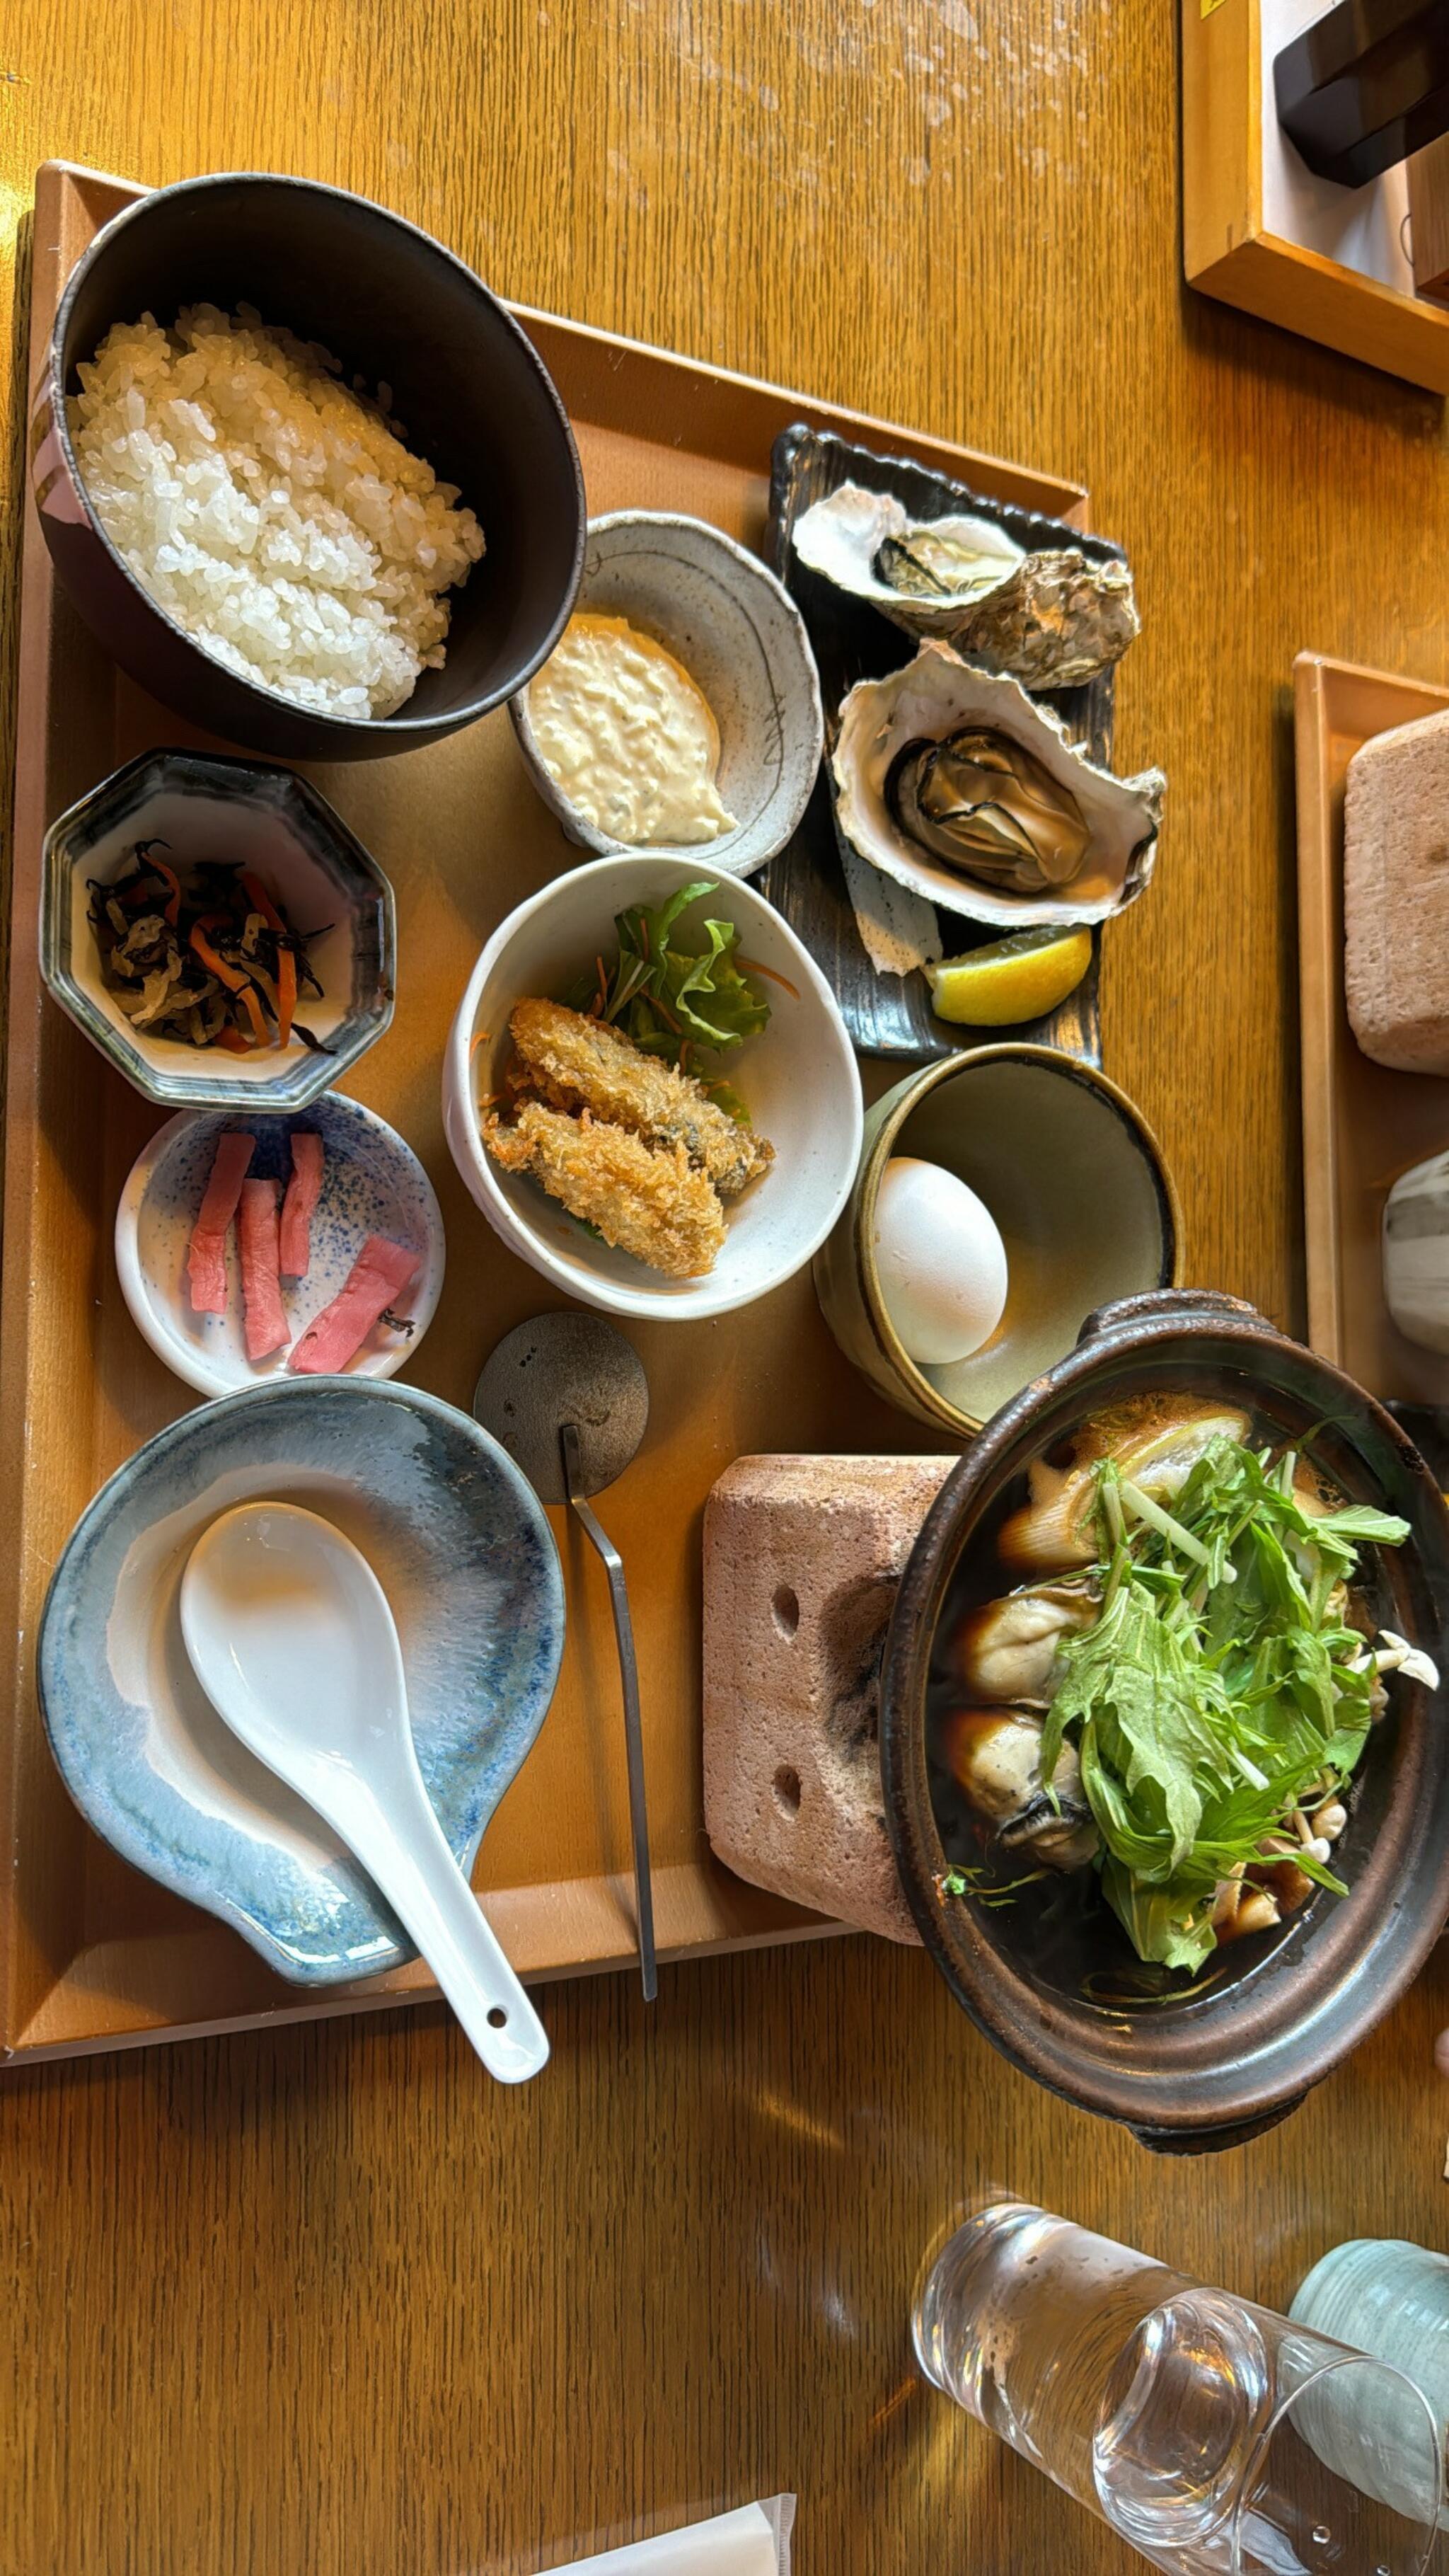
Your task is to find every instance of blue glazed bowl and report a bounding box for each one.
[37,1379,565,1984]
[41,745,396,1112]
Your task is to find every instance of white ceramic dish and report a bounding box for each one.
[509,510,824,879]
[116,1093,445,1397]
[441,853,862,1323]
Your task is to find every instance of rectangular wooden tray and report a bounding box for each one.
[2,161,1091,2065]
[1293,650,1449,1406]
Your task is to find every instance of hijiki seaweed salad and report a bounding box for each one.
[933,1398,1440,1974]
[87,841,329,1054]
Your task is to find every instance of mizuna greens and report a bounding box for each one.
[1034,1434,1434,1971]
[567,880,771,1120]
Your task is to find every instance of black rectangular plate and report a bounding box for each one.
[759,424,1126,1064]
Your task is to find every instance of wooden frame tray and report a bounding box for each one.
[1182,0,1449,395]
[1293,650,1449,1407]
[3,160,1091,2066]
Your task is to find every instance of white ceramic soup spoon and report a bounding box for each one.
[180,1500,549,2085]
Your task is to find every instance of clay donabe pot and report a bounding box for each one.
[879,1289,1449,2152]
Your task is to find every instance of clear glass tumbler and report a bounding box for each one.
[912,2202,1443,2576]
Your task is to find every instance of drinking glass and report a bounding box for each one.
[912,2201,1443,2575]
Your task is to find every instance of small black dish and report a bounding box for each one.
[879,1288,1449,2154]
[30,172,585,762]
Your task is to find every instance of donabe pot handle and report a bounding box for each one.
[1129,2095,1307,2156]
[1078,1288,1266,1346]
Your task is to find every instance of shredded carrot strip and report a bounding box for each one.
[237,982,269,1046]
[646,992,682,1035]
[238,870,295,1045]
[191,915,270,1048]
[150,856,182,926]
[190,916,247,992]
[469,1030,488,1064]
[735,955,799,999]
[214,1026,254,1054]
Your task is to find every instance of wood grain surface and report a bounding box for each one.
[5,6,1449,2572]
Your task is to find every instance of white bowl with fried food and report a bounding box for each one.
[442,856,862,1320]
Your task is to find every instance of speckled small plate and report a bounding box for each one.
[116,1094,445,1398]
[37,1379,565,1986]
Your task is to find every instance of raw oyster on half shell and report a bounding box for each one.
[885,728,1091,895]
[832,643,1165,930]
[790,483,1024,636]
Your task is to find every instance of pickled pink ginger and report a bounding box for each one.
[238,1179,288,1362]
[186,1130,255,1315]
[289,1235,418,1376]
[279,1131,324,1277]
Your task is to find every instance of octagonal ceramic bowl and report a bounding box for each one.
[37,1378,564,1985]
[40,746,395,1111]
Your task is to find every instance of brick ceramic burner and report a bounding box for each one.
[702,1454,954,1943]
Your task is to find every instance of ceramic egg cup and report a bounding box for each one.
[814,1043,1181,1435]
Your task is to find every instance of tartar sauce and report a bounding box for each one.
[526,612,738,847]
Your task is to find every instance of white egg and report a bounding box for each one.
[872,1156,1008,1367]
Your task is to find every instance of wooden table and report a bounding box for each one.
[4,7,1449,2571]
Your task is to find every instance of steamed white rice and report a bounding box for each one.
[70,305,485,719]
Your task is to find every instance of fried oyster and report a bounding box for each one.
[484,1101,727,1280]
[509,999,773,1198]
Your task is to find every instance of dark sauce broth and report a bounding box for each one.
[925,1389,1399,2016]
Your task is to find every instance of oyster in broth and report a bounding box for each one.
[833,643,1165,930]
[943,1577,1101,1706]
[938,1707,1099,1870]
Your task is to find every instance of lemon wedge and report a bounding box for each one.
[926,926,1093,1026]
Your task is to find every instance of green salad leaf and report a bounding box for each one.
[565,880,770,1116]
[1038,1433,1414,1972]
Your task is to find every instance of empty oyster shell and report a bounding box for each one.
[833,643,1165,929]
[790,482,1024,636]
[949,550,1139,690]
